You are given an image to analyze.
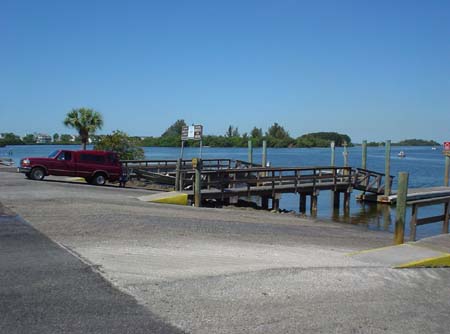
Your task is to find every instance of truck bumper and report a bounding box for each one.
[17,167,32,174]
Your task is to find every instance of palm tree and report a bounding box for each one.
[63,108,103,150]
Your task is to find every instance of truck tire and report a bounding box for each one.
[30,167,45,181]
[92,173,107,186]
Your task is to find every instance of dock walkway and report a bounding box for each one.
[359,186,450,204]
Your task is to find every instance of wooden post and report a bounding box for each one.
[394,172,408,244]
[261,196,269,210]
[333,192,340,209]
[409,204,418,241]
[310,194,318,214]
[248,140,253,165]
[273,198,280,211]
[175,158,181,191]
[262,140,267,167]
[362,140,367,170]
[330,141,335,166]
[384,140,391,196]
[343,141,349,167]
[443,201,449,234]
[445,155,450,187]
[299,194,307,213]
[343,191,351,212]
[194,158,202,207]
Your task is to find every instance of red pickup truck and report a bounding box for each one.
[18,150,122,185]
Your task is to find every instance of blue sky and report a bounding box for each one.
[1,0,449,142]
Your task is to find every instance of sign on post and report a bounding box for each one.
[182,125,203,141]
[444,142,450,151]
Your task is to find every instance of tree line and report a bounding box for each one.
[138,120,353,148]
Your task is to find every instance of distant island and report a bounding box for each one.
[0,120,441,149]
[365,139,440,147]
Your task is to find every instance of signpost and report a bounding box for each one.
[180,125,203,159]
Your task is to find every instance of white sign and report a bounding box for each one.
[188,126,195,139]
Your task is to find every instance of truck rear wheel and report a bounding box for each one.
[92,173,107,186]
[30,167,45,181]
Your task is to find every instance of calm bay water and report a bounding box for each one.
[1,144,446,239]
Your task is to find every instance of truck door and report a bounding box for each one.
[50,151,76,176]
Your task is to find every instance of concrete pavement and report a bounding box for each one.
[2,170,450,333]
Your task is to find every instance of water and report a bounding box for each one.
[2,144,447,239]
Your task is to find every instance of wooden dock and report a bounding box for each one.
[121,157,450,213]
[121,158,391,212]
[358,186,450,204]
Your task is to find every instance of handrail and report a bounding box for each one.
[408,196,450,241]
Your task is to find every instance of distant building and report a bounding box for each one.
[35,133,52,144]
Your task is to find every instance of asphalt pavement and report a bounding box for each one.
[0,208,183,334]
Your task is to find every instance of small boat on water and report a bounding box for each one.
[432,147,437,151]
[398,151,406,158]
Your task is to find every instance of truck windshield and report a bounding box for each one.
[48,150,59,158]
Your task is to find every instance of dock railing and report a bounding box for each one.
[353,168,394,195]
[192,166,353,199]
[408,196,450,241]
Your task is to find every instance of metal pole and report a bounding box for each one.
[394,172,409,245]
[262,140,267,167]
[362,140,367,169]
[248,140,253,165]
[444,154,450,187]
[175,158,181,191]
[199,140,203,159]
[330,141,335,166]
[384,140,391,196]
[180,140,185,159]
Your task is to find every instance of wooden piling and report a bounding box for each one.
[343,191,350,212]
[445,154,450,187]
[261,196,269,210]
[310,194,318,214]
[394,172,408,244]
[262,140,267,167]
[273,198,280,211]
[299,194,307,213]
[343,142,349,167]
[330,141,335,166]
[248,140,253,165]
[362,140,367,170]
[444,201,450,234]
[333,192,340,209]
[384,140,391,196]
[194,158,202,207]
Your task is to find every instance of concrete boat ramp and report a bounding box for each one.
[2,171,450,333]
[349,234,450,268]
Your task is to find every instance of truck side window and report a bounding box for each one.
[58,151,72,161]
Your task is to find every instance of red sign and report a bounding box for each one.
[444,142,450,151]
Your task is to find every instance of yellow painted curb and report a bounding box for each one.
[395,254,450,268]
[139,192,188,206]
[66,177,87,183]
